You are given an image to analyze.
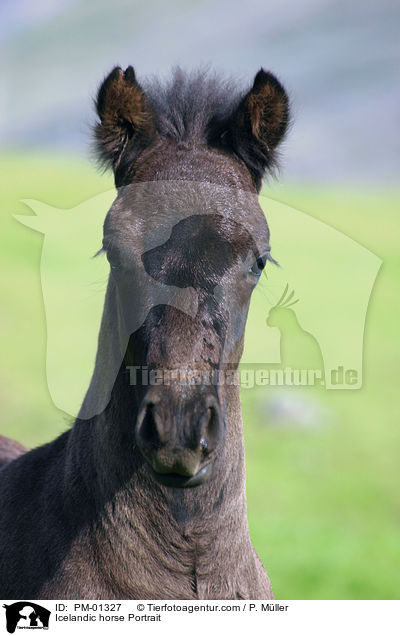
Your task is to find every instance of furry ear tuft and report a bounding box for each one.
[94,66,156,174]
[228,69,290,189]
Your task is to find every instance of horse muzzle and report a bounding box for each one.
[135,386,223,488]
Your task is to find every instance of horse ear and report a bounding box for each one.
[94,66,156,175]
[229,69,290,189]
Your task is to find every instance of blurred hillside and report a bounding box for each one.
[1,0,399,184]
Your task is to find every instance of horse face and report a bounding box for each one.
[95,66,288,487]
[102,175,270,487]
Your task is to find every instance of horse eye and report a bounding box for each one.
[249,254,267,277]
[106,251,123,271]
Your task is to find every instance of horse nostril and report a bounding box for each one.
[201,404,221,454]
[137,402,166,450]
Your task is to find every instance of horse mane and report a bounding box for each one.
[142,67,244,143]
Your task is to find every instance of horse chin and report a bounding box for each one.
[149,461,214,488]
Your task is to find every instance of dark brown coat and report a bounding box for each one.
[0,66,289,599]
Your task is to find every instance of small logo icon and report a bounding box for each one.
[2,603,50,634]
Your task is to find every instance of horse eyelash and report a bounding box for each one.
[265,252,279,267]
[93,247,106,258]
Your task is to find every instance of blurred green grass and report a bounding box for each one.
[0,153,399,599]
